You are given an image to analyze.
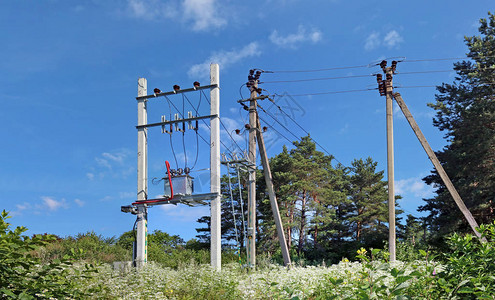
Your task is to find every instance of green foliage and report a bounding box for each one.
[34,231,130,264]
[421,11,495,238]
[431,221,495,298]
[0,210,100,299]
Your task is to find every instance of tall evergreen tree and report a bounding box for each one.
[420,12,495,237]
[346,158,389,248]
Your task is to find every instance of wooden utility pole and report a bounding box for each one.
[256,116,292,267]
[380,60,397,262]
[247,70,259,268]
[393,92,485,241]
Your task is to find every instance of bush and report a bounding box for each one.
[0,210,99,299]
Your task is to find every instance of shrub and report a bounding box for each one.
[0,210,99,299]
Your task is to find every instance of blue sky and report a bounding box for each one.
[1,1,493,241]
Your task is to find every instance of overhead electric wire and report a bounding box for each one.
[197,90,245,153]
[181,94,187,170]
[175,93,236,155]
[262,64,370,73]
[257,114,294,144]
[267,97,343,166]
[258,56,495,76]
[257,103,301,142]
[273,88,377,97]
[164,96,179,169]
[259,74,373,84]
[402,55,495,63]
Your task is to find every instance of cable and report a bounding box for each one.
[197,90,245,153]
[165,96,179,169]
[181,94,187,169]
[256,114,294,144]
[236,165,247,246]
[402,55,495,63]
[190,129,200,170]
[262,64,369,73]
[273,88,376,97]
[226,163,240,249]
[239,83,246,99]
[394,83,495,89]
[266,97,343,166]
[257,103,300,142]
[259,74,373,84]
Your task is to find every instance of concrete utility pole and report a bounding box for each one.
[247,70,259,268]
[256,116,292,267]
[210,64,222,269]
[380,60,397,262]
[136,78,148,268]
[393,92,485,242]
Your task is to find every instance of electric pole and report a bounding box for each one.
[247,69,260,268]
[256,116,292,266]
[210,64,222,269]
[393,92,485,242]
[378,60,397,262]
[136,77,148,269]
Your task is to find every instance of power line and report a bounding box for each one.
[165,94,235,156]
[259,74,373,84]
[259,55,495,75]
[402,55,495,63]
[261,64,370,73]
[196,90,245,153]
[274,88,376,97]
[257,103,301,142]
[266,97,343,166]
[257,114,294,144]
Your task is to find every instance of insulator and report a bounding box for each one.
[386,73,392,81]
[380,60,387,69]
[263,126,268,132]
[391,60,397,67]
[193,81,200,88]
[246,81,252,87]
[170,169,177,176]
[173,85,180,91]
[154,88,161,94]
[177,168,183,175]
[256,88,262,94]
[184,167,191,174]
[235,129,241,135]
[249,69,255,75]
[241,104,249,111]
[376,74,382,82]
[244,124,251,130]
[378,82,386,96]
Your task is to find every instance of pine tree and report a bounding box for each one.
[420,12,495,237]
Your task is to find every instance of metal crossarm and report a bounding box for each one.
[136,84,218,100]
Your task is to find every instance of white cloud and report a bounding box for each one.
[74,199,85,207]
[40,196,68,211]
[395,177,434,198]
[365,30,404,50]
[100,195,114,202]
[16,203,31,211]
[188,42,261,79]
[365,32,380,51]
[270,25,322,49]
[384,30,403,48]
[127,0,224,31]
[127,0,177,20]
[183,0,226,31]
[91,149,133,179]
